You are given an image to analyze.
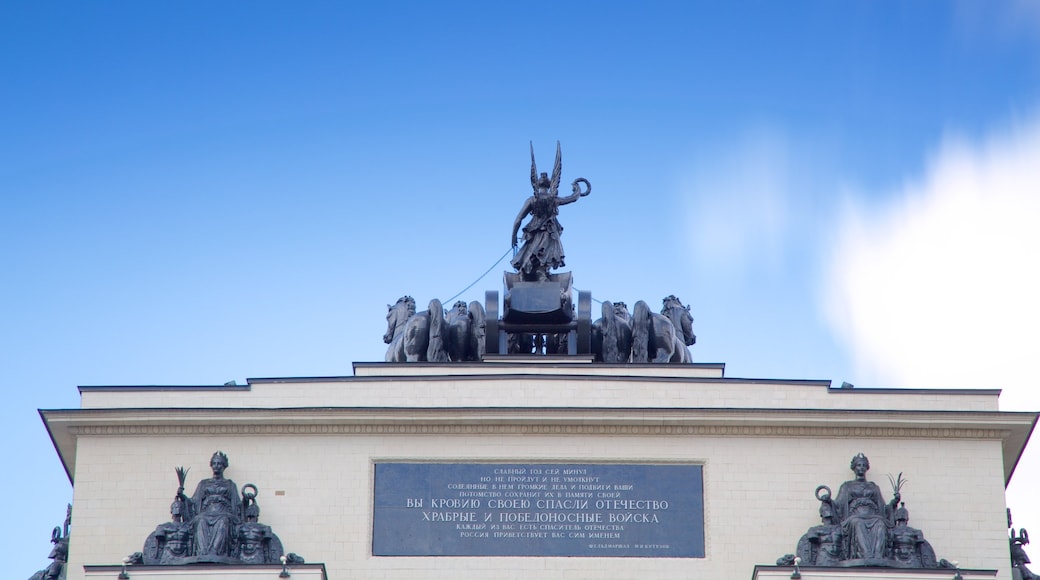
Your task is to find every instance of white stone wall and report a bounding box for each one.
[65,425,1013,580]
[78,376,1002,412]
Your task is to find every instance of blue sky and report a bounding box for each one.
[4,2,1040,575]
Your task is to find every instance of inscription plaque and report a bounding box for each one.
[373,463,704,557]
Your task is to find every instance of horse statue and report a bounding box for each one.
[661,295,695,347]
[384,296,449,362]
[592,300,633,363]
[630,296,694,364]
[446,300,487,362]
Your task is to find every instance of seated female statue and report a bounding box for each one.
[833,453,899,560]
[188,451,243,559]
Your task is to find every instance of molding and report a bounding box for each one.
[67,423,1012,439]
[752,566,996,580]
[44,407,1035,486]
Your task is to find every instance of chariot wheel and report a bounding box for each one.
[576,290,591,355]
[485,290,500,355]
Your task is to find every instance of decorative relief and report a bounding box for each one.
[125,452,304,568]
[777,453,955,570]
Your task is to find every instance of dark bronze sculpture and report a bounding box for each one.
[592,301,633,363]
[1010,510,1038,580]
[500,269,582,355]
[385,296,486,362]
[237,486,286,565]
[661,295,696,347]
[129,452,302,567]
[779,453,953,569]
[446,300,487,362]
[889,503,941,568]
[591,297,696,364]
[492,142,591,355]
[510,141,590,282]
[188,451,242,561]
[630,296,694,363]
[384,296,449,362]
[385,292,696,363]
[378,144,701,363]
[831,454,900,562]
[794,500,844,567]
[147,496,192,563]
[28,505,70,580]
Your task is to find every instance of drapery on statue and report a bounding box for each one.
[188,451,243,560]
[129,452,303,566]
[510,141,591,282]
[779,453,953,569]
[831,453,899,561]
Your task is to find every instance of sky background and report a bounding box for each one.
[3,1,1040,576]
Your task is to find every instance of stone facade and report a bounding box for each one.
[42,361,1034,579]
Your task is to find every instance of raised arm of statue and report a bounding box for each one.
[557,178,591,207]
[174,466,193,520]
[556,192,580,206]
[888,493,901,515]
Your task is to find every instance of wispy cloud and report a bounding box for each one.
[823,113,1040,526]
[679,130,833,278]
[824,116,1040,394]
[955,0,1040,45]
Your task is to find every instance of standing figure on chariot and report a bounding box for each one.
[511,141,590,282]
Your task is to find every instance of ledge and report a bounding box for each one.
[752,565,996,580]
[84,562,327,579]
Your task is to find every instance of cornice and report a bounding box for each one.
[66,423,1011,439]
[42,406,1035,487]
[44,407,1036,435]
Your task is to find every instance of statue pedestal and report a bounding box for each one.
[85,563,327,580]
[753,565,995,580]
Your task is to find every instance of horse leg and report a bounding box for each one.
[467,301,486,361]
[447,320,466,362]
[654,346,672,364]
[651,317,673,363]
[427,300,449,362]
[619,323,633,362]
[670,337,690,363]
[386,334,406,362]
